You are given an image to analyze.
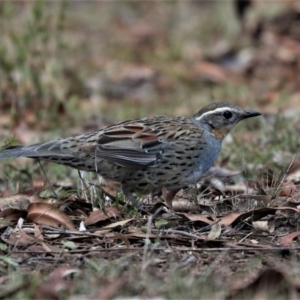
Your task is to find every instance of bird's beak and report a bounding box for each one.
[242,110,261,119]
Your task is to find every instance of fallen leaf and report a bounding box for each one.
[27,203,75,230]
[84,207,121,227]
[111,233,130,248]
[49,266,81,279]
[219,212,242,226]
[24,244,47,255]
[280,231,300,247]
[279,181,298,197]
[1,227,40,247]
[219,207,299,227]
[0,208,27,223]
[178,213,213,225]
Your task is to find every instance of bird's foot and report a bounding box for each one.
[162,187,179,211]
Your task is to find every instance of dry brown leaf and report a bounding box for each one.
[49,266,81,279]
[111,233,131,248]
[219,212,242,226]
[221,207,299,228]
[27,203,75,230]
[0,208,27,223]
[178,213,213,225]
[24,244,47,255]
[101,185,118,199]
[84,207,121,227]
[1,227,39,247]
[280,231,300,247]
[279,181,298,197]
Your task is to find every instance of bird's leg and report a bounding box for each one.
[122,187,142,208]
[37,159,58,198]
[162,187,179,210]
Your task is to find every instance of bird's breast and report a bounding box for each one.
[182,132,222,184]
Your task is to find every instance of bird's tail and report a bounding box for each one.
[0,139,78,161]
[0,145,38,159]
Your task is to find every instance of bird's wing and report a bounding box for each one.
[81,122,166,168]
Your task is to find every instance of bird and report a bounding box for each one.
[0,102,261,207]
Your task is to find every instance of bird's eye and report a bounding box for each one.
[223,110,232,119]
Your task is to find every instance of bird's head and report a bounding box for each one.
[193,102,261,140]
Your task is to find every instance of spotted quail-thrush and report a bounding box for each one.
[0,102,261,205]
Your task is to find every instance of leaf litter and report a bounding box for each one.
[2,157,300,298]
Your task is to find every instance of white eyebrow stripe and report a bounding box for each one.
[195,107,236,121]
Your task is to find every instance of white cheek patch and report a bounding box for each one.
[195,107,238,121]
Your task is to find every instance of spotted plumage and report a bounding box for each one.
[0,102,261,204]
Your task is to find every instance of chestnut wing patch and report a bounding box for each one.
[82,123,163,168]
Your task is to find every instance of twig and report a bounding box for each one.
[142,205,166,270]
[42,227,104,238]
[238,231,252,243]
[23,257,65,262]
[193,219,221,233]
[151,228,205,240]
